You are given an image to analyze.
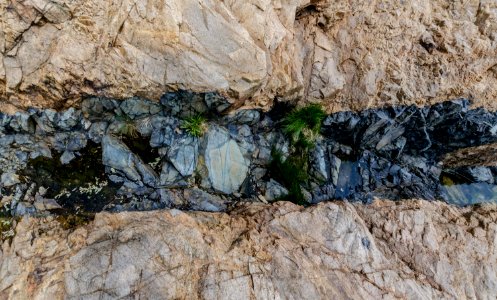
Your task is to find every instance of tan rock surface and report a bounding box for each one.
[1,200,496,299]
[2,0,497,112]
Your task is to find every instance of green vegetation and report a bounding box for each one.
[181,115,207,137]
[117,121,139,138]
[270,104,326,205]
[1,217,16,242]
[115,115,139,138]
[282,104,326,149]
[269,150,309,205]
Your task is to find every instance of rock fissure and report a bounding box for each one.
[3,94,497,225]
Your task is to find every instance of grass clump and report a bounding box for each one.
[269,104,326,205]
[181,115,207,137]
[282,104,326,149]
[115,114,139,138]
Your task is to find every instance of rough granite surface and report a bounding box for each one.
[1,200,496,299]
[2,0,497,112]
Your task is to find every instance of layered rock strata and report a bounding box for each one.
[1,200,496,299]
[2,95,497,220]
[2,0,497,112]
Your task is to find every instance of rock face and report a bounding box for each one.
[102,135,159,187]
[1,200,496,299]
[204,126,250,194]
[2,0,497,112]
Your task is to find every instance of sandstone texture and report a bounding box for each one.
[2,0,497,112]
[1,200,497,299]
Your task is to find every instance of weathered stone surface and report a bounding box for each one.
[204,126,250,194]
[3,1,497,113]
[1,200,497,299]
[167,135,199,177]
[264,179,288,201]
[102,135,158,187]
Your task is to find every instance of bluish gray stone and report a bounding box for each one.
[52,132,87,152]
[225,109,260,125]
[329,153,341,186]
[204,92,231,113]
[102,135,158,187]
[467,167,494,184]
[160,162,188,187]
[204,126,250,194]
[167,135,199,177]
[9,112,35,133]
[120,98,162,119]
[57,108,81,130]
[264,179,288,201]
[150,126,175,148]
[88,122,108,143]
[14,202,36,216]
[60,150,76,165]
[311,143,329,181]
[1,172,20,187]
[183,188,226,212]
[34,109,57,134]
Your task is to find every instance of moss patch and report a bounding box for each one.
[20,142,121,213]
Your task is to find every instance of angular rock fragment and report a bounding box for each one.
[204,126,250,194]
[102,135,158,187]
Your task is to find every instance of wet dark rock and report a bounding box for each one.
[161,90,231,117]
[52,132,88,153]
[205,92,231,113]
[82,98,120,120]
[4,96,497,218]
[161,91,208,117]
[225,109,261,125]
[310,142,329,181]
[311,184,335,204]
[328,153,341,186]
[33,109,57,134]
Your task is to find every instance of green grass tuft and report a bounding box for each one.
[115,114,139,138]
[282,104,326,149]
[181,115,207,137]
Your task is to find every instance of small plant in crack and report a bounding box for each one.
[268,103,326,206]
[282,103,326,150]
[136,115,153,133]
[181,115,207,137]
[115,115,139,138]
